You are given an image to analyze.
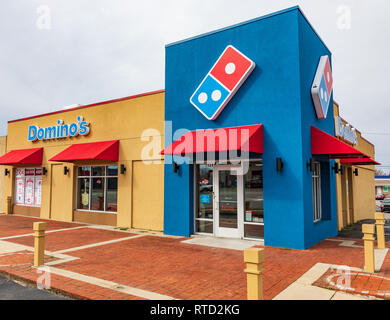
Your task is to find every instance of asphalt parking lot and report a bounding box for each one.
[337,217,390,242]
[0,275,69,300]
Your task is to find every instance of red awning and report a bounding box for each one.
[0,148,43,165]
[49,140,119,162]
[340,158,381,166]
[161,124,263,156]
[311,126,369,159]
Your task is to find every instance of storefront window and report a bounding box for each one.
[92,166,104,176]
[195,164,214,233]
[106,177,118,212]
[78,177,90,210]
[14,168,42,207]
[244,161,264,239]
[91,177,105,211]
[76,166,118,213]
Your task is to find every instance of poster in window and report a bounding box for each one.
[25,178,35,206]
[82,178,89,206]
[15,178,25,205]
[200,194,210,204]
[245,211,253,222]
[25,168,35,176]
[15,168,25,178]
[34,177,42,207]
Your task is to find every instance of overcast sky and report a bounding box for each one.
[0,0,389,169]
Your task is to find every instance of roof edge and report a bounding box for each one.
[165,6,300,48]
[165,6,331,53]
[296,6,332,54]
[8,89,165,124]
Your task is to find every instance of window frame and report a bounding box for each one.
[194,164,215,235]
[193,159,264,240]
[76,165,118,214]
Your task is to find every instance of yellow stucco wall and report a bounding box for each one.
[0,136,6,213]
[334,102,376,230]
[4,91,165,231]
[132,160,164,231]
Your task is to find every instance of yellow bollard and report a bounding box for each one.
[33,222,47,267]
[6,196,13,215]
[244,248,264,300]
[375,213,386,250]
[362,224,375,273]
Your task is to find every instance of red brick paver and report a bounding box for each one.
[314,268,390,300]
[0,214,389,300]
[0,264,144,300]
[0,214,83,238]
[51,235,369,300]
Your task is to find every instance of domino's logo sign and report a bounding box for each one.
[190,45,255,120]
[311,55,333,119]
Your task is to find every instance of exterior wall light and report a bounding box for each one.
[64,166,70,175]
[4,168,10,176]
[120,164,126,175]
[276,158,284,172]
[332,163,341,174]
[354,168,359,177]
[173,162,180,174]
[42,167,48,175]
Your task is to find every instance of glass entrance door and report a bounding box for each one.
[214,165,243,238]
[195,161,264,240]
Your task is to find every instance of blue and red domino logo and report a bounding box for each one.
[190,45,255,120]
[311,55,333,119]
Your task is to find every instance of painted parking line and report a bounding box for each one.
[1,234,174,300]
[53,234,146,254]
[0,239,80,266]
[43,266,177,300]
[0,226,88,240]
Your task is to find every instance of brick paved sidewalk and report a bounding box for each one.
[0,214,389,300]
[314,247,390,300]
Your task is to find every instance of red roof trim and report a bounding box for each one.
[8,89,165,124]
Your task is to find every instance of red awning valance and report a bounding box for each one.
[49,140,119,162]
[161,124,263,156]
[311,126,369,159]
[340,158,381,166]
[0,148,43,165]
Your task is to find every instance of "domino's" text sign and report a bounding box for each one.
[28,116,90,142]
[335,116,358,146]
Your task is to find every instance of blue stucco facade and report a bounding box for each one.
[163,6,338,249]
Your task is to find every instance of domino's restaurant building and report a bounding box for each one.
[0,7,378,250]
[162,6,378,249]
